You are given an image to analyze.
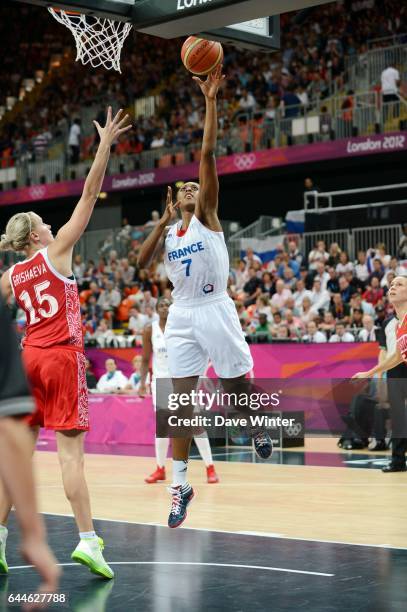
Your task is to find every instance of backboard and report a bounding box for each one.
[9,0,334,52]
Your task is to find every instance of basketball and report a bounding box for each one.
[181,36,223,75]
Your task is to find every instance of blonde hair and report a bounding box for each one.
[0,212,36,252]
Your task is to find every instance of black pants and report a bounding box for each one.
[70,145,80,165]
[387,371,407,466]
[383,93,400,121]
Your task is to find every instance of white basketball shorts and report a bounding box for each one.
[164,293,253,379]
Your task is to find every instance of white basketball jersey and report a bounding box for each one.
[151,321,169,378]
[164,215,229,303]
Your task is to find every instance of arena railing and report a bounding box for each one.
[228,216,280,263]
[304,183,407,211]
[1,96,406,191]
[345,41,407,92]
[300,222,404,262]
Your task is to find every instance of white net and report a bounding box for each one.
[48,8,132,73]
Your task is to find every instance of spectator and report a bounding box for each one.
[363,277,384,306]
[330,294,350,321]
[256,294,273,321]
[326,267,340,293]
[239,88,257,111]
[287,240,303,266]
[327,242,342,267]
[96,358,128,393]
[244,247,262,267]
[285,308,304,338]
[350,292,375,317]
[260,271,274,295]
[144,210,160,231]
[252,313,270,336]
[303,321,327,343]
[308,240,328,270]
[128,305,147,343]
[329,321,355,343]
[299,296,317,324]
[311,278,330,311]
[381,63,400,109]
[350,307,364,331]
[293,278,312,309]
[319,311,336,338]
[314,261,330,290]
[94,320,120,348]
[358,315,379,342]
[85,358,97,390]
[336,251,354,275]
[120,258,135,285]
[271,279,292,309]
[282,85,302,117]
[73,254,86,284]
[243,267,263,307]
[150,131,165,149]
[124,355,150,394]
[338,276,352,303]
[234,260,249,292]
[355,250,369,282]
[68,118,81,164]
[368,258,384,283]
[97,280,121,315]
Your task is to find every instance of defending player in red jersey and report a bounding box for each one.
[353,276,407,471]
[0,107,131,579]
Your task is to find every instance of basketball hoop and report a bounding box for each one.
[48,8,132,72]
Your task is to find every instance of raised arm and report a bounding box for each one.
[193,65,225,229]
[137,186,178,269]
[49,108,131,265]
[139,325,153,396]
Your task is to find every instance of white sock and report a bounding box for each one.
[0,525,7,536]
[194,434,213,467]
[172,459,189,488]
[80,531,96,540]
[156,438,169,468]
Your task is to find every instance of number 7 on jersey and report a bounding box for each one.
[181,258,192,277]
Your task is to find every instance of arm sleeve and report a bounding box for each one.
[0,296,34,417]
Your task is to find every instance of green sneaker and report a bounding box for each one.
[0,528,8,574]
[71,537,114,580]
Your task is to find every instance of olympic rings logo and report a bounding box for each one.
[29,186,47,200]
[233,153,257,171]
[285,423,303,437]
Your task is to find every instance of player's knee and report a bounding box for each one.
[58,452,85,472]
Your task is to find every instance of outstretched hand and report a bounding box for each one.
[160,186,180,226]
[193,64,226,100]
[352,371,372,379]
[93,107,132,146]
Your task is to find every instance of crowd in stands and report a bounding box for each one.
[0,0,405,165]
[4,218,405,347]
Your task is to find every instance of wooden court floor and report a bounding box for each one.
[32,439,407,549]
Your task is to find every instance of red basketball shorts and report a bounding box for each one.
[23,346,89,431]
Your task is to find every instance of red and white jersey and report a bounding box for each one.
[396,313,407,362]
[9,247,83,352]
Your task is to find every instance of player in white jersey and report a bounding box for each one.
[138,65,272,528]
[140,298,219,484]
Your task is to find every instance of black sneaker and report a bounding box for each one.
[382,463,406,473]
[252,430,273,459]
[368,439,387,452]
[167,485,194,528]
